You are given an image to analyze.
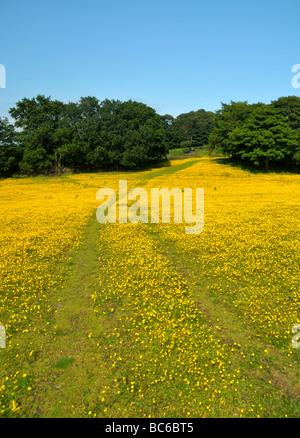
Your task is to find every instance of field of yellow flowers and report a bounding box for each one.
[0,157,299,417]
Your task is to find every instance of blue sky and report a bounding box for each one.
[0,0,300,119]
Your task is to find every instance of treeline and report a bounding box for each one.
[208,96,300,170]
[0,95,215,177]
[2,94,300,177]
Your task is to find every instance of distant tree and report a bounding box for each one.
[78,96,100,118]
[9,95,65,173]
[54,97,103,171]
[0,117,21,176]
[174,109,215,150]
[175,112,197,150]
[271,96,300,165]
[208,101,256,155]
[9,95,228,174]
[271,96,300,132]
[109,100,168,169]
[192,110,215,146]
[228,105,299,170]
[55,98,168,171]
[160,114,185,150]
[9,94,64,131]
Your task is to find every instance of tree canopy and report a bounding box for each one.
[1,94,300,176]
[208,97,300,170]
[173,109,215,150]
[6,95,168,175]
[0,117,21,177]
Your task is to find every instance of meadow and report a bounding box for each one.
[0,157,299,417]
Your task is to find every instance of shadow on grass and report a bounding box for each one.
[90,157,172,176]
[214,157,300,175]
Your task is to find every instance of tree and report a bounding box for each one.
[228,105,299,170]
[0,117,21,176]
[9,94,64,131]
[271,96,300,165]
[106,100,168,169]
[271,96,300,132]
[192,110,215,147]
[174,109,215,150]
[160,114,185,150]
[53,98,168,171]
[53,96,104,172]
[9,95,65,174]
[208,101,255,155]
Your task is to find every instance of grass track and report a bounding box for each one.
[86,222,300,417]
[137,158,202,184]
[7,216,110,417]
[1,157,299,417]
[145,225,300,400]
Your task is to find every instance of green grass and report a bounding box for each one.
[55,358,74,369]
[0,216,111,417]
[167,145,213,160]
[137,158,202,183]
[167,147,190,157]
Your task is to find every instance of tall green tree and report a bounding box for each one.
[159,114,183,150]
[208,101,256,155]
[105,100,168,169]
[174,109,215,150]
[228,105,299,170]
[0,117,21,176]
[54,98,167,171]
[54,96,103,171]
[9,95,65,173]
[271,96,300,164]
[271,96,300,132]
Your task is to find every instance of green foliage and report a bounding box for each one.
[160,114,182,150]
[2,95,300,176]
[7,96,168,174]
[9,95,65,174]
[271,96,300,132]
[106,100,168,169]
[208,101,255,155]
[174,109,215,149]
[271,96,300,164]
[160,110,215,151]
[229,105,299,169]
[0,117,22,177]
[209,100,300,170]
[55,357,74,369]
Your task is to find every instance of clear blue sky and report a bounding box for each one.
[0,0,300,119]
